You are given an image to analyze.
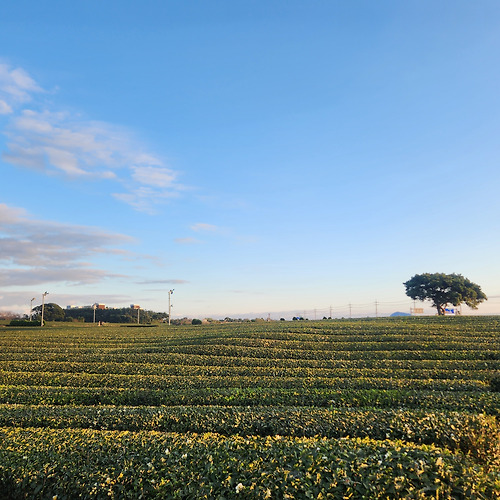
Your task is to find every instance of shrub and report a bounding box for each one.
[192,319,202,325]
[8,320,41,327]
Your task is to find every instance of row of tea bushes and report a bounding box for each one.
[1,386,499,413]
[0,370,491,390]
[0,405,497,465]
[0,428,497,499]
[0,317,498,498]
[0,358,498,372]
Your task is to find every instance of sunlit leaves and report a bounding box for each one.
[0,317,498,497]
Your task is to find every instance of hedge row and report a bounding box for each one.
[1,386,498,414]
[0,371,490,391]
[0,428,497,499]
[1,357,499,373]
[0,405,497,465]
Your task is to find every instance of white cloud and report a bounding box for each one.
[113,187,180,214]
[131,166,177,188]
[0,202,134,288]
[0,267,122,287]
[4,110,149,178]
[135,279,189,285]
[0,62,186,212]
[0,203,28,223]
[0,62,42,107]
[0,99,12,114]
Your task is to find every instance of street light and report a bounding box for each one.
[29,297,35,321]
[41,292,49,326]
[168,289,174,325]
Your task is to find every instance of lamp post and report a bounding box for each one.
[29,297,35,321]
[41,292,49,326]
[93,303,97,324]
[168,289,174,325]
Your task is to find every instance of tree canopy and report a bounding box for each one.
[29,304,168,324]
[32,303,65,322]
[403,273,487,316]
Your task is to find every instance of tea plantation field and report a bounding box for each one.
[0,316,498,498]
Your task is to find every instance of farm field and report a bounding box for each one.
[0,316,498,499]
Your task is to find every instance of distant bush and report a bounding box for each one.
[192,319,202,325]
[8,320,41,327]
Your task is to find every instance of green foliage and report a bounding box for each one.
[64,306,167,324]
[8,320,41,327]
[32,302,65,322]
[404,273,487,315]
[191,319,202,325]
[491,374,500,393]
[0,406,497,464]
[0,317,498,497]
[0,429,497,499]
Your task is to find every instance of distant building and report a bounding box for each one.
[130,304,140,309]
[67,304,105,310]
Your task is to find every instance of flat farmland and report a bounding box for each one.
[0,317,498,498]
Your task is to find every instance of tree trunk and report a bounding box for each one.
[436,304,445,315]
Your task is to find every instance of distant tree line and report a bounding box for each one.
[30,303,168,324]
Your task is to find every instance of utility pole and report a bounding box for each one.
[41,291,49,326]
[329,305,332,319]
[29,297,35,321]
[349,303,352,319]
[375,300,378,318]
[93,304,96,324]
[168,289,174,325]
[137,307,140,324]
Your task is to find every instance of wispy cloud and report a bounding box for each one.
[4,109,164,180]
[0,62,185,213]
[131,166,176,187]
[135,279,189,285]
[0,202,133,287]
[0,62,42,112]
[0,100,12,115]
[113,186,180,215]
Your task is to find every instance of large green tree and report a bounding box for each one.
[403,273,487,315]
[32,303,66,322]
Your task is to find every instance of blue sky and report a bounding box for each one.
[1,1,500,319]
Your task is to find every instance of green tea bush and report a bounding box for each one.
[0,317,498,497]
[8,320,41,327]
[490,374,500,392]
[0,429,497,499]
[0,405,497,464]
